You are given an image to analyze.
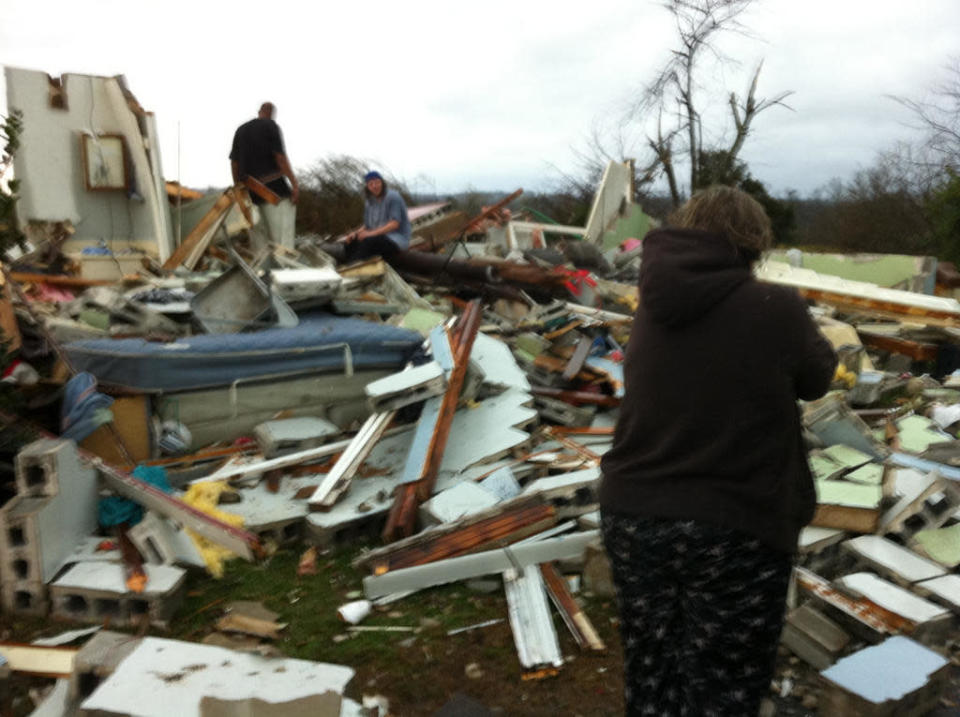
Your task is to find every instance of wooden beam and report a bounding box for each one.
[162,190,234,270]
[242,177,281,206]
[540,562,605,651]
[858,331,939,362]
[796,287,960,328]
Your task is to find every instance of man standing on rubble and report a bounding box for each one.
[229,102,299,251]
[599,185,836,716]
[342,170,410,262]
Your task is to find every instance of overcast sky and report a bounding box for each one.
[2,0,958,198]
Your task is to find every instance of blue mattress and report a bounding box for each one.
[64,314,425,392]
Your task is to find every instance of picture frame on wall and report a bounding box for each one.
[79,133,129,192]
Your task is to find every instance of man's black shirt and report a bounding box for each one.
[229,117,292,203]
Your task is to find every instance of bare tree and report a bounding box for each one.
[892,57,960,177]
[629,0,791,207]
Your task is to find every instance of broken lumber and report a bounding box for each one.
[363,530,598,599]
[162,189,234,270]
[358,496,556,574]
[90,453,262,562]
[383,300,483,541]
[540,562,605,652]
[307,410,396,511]
[0,643,76,678]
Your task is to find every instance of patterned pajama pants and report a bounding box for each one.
[601,513,793,717]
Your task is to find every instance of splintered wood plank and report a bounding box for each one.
[0,643,76,677]
[162,190,233,270]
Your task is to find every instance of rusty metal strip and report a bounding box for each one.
[542,427,601,462]
[370,502,557,574]
[539,562,605,651]
[794,567,913,635]
[370,495,554,570]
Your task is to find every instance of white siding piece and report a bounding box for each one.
[308,410,396,510]
[364,361,447,401]
[843,535,946,584]
[914,574,960,613]
[363,530,599,599]
[79,637,354,717]
[420,481,500,524]
[836,573,951,624]
[428,325,455,372]
[398,396,442,485]
[503,565,563,669]
[434,389,537,478]
[469,332,531,392]
[820,635,947,704]
[521,467,601,498]
[190,440,353,485]
[798,526,845,552]
[479,466,522,501]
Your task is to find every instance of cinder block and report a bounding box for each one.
[582,540,615,598]
[14,438,90,497]
[50,563,186,628]
[1,579,49,616]
[69,630,142,701]
[256,519,303,547]
[0,495,55,582]
[252,417,340,458]
[127,512,205,568]
[782,604,850,670]
[2,441,99,585]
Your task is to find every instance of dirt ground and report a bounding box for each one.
[4,544,960,716]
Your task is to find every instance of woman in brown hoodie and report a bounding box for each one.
[599,186,837,716]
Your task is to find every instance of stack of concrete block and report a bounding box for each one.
[879,470,960,542]
[50,562,186,627]
[0,439,99,616]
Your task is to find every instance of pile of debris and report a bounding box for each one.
[7,67,960,715]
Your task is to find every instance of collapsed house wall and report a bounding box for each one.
[769,250,938,295]
[583,160,634,246]
[4,66,173,263]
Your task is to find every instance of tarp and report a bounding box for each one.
[64,314,424,392]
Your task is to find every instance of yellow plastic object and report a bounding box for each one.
[833,363,858,389]
[181,481,245,578]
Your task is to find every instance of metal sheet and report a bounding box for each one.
[503,565,562,669]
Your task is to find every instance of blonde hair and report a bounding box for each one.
[671,185,773,255]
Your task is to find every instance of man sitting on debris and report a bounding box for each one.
[598,185,837,716]
[343,171,410,262]
[229,102,299,250]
